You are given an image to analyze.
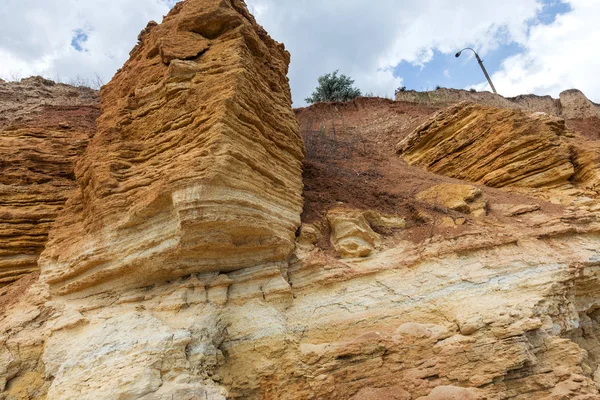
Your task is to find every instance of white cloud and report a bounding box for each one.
[4,0,593,106]
[473,0,600,102]
[246,0,541,104]
[0,0,172,85]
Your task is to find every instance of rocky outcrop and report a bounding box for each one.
[0,79,99,286]
[327,207,381,258]
[39,0,304,295]
[5,5,600,400]
[417,184,487,218]
[6,198,600,399]
[0,273,52,398]
[326,207,406,258]
[560,89,600,120]
[395,87,600,120]
[0,77,98,131]
[398,103,578,189]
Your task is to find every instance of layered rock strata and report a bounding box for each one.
[398,103,580,189]
[4,3,600,399]
[39,0,304,295]
[0,76,98,131]
[5,199,600,399]
[0,79,99,286]
[395,87,600,120]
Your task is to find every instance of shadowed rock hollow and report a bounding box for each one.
[39,0,305,295]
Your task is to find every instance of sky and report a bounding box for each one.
[0,0,597,106]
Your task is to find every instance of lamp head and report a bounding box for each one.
[455,51,462,58]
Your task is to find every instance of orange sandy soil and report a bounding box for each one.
[295,97,568,249]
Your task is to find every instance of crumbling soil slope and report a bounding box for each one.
[296,97,567,248]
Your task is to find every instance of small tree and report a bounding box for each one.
[305,70,361,104]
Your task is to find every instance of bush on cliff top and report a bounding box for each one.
[305,70,361,104]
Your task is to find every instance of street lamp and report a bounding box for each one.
[455,48,498,94]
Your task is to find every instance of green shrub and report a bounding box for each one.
[305,70,361,104]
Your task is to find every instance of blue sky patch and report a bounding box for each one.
[393,0,572,93]
[394,43,524,92]
[537,0,572,24]
[71,29,89,52]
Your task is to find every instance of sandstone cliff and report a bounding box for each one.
[0,78,99,286]
[397,102,600,199]
[397,103,576,189]
[394,87,600,120]
[4,2,600,400]
[38,0,304,295]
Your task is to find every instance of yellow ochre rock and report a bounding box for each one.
[417,183,487,217]
[39,0,304,295]
[398,102,575,189]
[327,207,382,258]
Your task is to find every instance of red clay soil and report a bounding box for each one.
[296,97,567,245]
[567,117,600,140]
[30,105,100,136]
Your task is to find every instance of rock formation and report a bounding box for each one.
[39,0,304,295]
[4,2,600,399]
[398,102,581,190]
[395,86,600,120]
[0,78,99,286]
[416,183,487,218]
[559,89,600,120]
[0,76,98,131]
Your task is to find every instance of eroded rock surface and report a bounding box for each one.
[39,0,304,295]
[560,89,600,120]
[417,183,487,217]
[0,78,99,286]
[4,4,600,400]
[398,103,579,189]
[395,87,600,120]
[327,207,382,258]
[7,203,600,399]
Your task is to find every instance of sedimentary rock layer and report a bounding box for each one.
[398,102,576,189]
[559,89,600,120]
[395,87,600,120]
[6,200,600,399]
[5,87,600,398]
[0,76,98,131]
[0,78,99,286]
[39,0,304,294]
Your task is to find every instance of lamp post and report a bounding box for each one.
[455,48,498,94]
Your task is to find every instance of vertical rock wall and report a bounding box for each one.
[39,0,305,295]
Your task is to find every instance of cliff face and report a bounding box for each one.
[38,0,304,295]
[4,2,600,400]
[398,103,577,189]
[394,87,600,120]
[395,88,600,142]
[397,102,600,200]
[0,78,99,286]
